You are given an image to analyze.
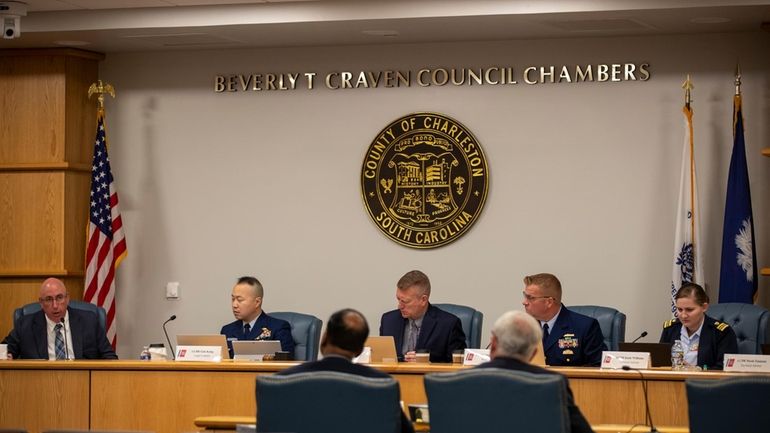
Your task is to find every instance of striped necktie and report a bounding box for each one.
[54,323,66,360]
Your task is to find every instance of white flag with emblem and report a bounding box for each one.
[670,104,704,316]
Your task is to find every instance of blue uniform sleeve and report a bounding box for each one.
[274,320,295,356]
[583,319,606,367]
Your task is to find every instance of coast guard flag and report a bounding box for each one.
[719,94,757,303]
[84,112,127,347]
[670,104,703,315]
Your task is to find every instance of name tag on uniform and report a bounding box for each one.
[723,354,770,372]
[600,351,650,369]
[175,345,222,362]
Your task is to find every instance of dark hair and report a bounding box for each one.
[675,282,709,305]
[397,270,431,296]
[236,276,263,297]
[326,309,369,354]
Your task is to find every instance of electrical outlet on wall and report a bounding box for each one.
[166,282,180,299]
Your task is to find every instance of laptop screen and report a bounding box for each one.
[618,342,672,367]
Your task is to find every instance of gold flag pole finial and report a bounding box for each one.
[682,74,694,109]
[88,80,116,111]
[734,62,742,96]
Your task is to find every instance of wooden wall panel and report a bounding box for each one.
[0,55,66,164]
[0,172,64,270]
[0,369,90,433]
[65,55,100,165]
[64,172,91,272]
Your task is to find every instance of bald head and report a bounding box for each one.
[38,277,69,322]
[490,310,542,362]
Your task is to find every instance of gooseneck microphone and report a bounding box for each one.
[60,317,70,360]
[163,315,177,360]
[630,331,648,344]
[622,365,659,432]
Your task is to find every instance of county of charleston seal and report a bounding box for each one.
[361,112,489,248]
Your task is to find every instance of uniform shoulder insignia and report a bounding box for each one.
[715,321,730,332]
[663,319,678,328]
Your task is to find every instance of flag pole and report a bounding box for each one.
[734,62,741,96]
[682,74,693,110]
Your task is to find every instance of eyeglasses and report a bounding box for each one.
[522,292,553,302]
[40,294,68,305]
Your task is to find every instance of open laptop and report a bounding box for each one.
[618,342,672,367]
[364,336,398,363]
[762,344,770,355]
[176,334,231,360]
[231,340,282,360]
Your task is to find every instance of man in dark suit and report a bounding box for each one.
[477,310,594,433]
[279,308,414,433]
[522,273,605,366]
[220,276,294,358]
[2,278,117,360]
[379,270,466,363]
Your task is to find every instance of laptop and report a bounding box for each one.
[762,344,770,355]
[176,334,231,360]
[618,342,672,367]
[365,336,398,363]
[231,340,282,360]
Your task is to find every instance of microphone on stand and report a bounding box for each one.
[60,317,70,360]
[622,365,659,432]
[630,331,648,344]
[163,315,177,360]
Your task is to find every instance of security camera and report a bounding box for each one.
[0,1,27,40]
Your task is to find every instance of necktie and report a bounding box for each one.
[243,323,251,338]
[407,321,419,352]
[54,323,66,360]
[542,323,550,345]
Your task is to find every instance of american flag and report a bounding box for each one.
[84,112,127,347]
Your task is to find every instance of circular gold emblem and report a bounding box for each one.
[361,112,489,248]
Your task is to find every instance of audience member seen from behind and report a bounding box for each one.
[379,270,466,362]
[279,308,415,433]
[2,277,117,360]
[659,282,737,370]
[477,310,594,433]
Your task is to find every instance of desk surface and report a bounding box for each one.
[0,360,760,433]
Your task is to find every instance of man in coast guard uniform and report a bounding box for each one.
[521,273,605,366]
[660,317,737,370]
[220,276,294,358]
[380,270,466,363]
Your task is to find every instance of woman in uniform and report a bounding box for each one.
[660,282,738,370]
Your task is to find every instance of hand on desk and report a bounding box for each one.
[404,351,417,362]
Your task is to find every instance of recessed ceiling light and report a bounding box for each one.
[690,17,731,24]
[54,40,91,46]
[362,30,399,37]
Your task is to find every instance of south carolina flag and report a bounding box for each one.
[719,94,757,303]
[670,103,703,315]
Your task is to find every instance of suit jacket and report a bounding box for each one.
[2,308,117,360]
[659,314,738,370]
[278,356,415,433]
[379,304,466,363]
[220,312,294,358]
[477,357,594,433]
[543,305,606,367]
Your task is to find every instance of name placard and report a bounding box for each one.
[463,349,490,366]
[600,351,650,370]
[175,345,222,362]
[724,354,770,372]
[352,347,372,364]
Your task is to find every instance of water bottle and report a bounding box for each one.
[671,340,684,370]
[139,346,151,361]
